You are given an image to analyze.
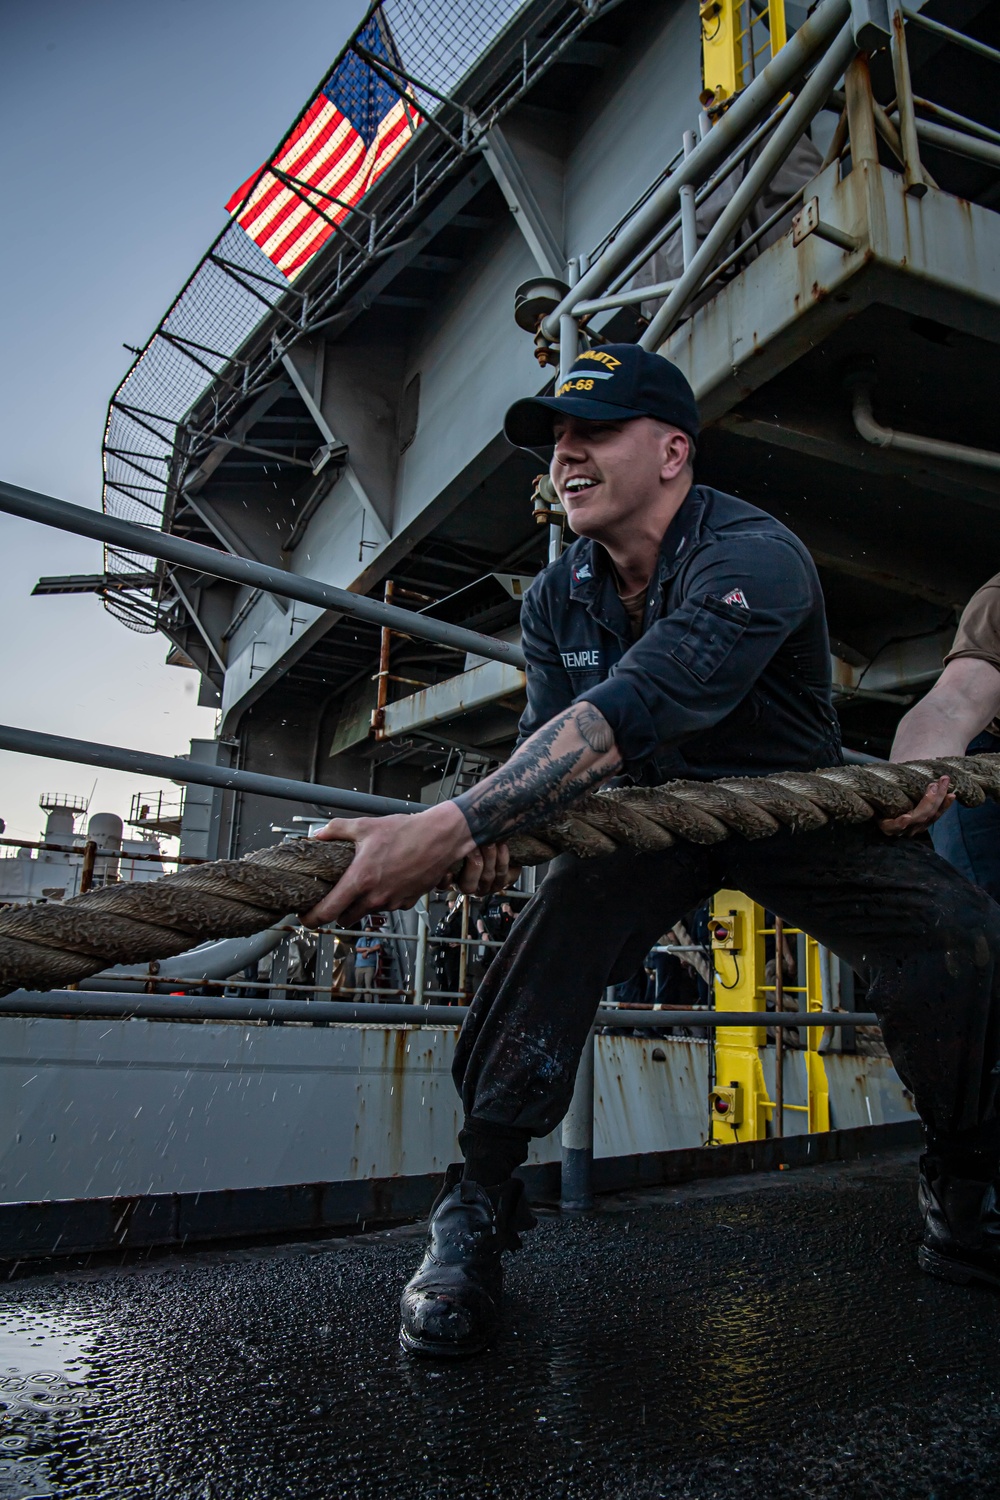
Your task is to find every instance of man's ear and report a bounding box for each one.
[659,427,691,480]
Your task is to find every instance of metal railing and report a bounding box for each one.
[525,0,1000,365]
[0,989,877,1029]
[526,0,853,358]
[0,481,525,671]
[0,719,420,819]
[895,7,1000,173]
[0,837,185,872]
[89,0,1000,658]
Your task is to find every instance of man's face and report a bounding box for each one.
[549,415,689,539]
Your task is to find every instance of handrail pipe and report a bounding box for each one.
[0,480,527,671]
[538,0,851,341]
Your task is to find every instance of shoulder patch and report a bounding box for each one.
[721,588,749,609]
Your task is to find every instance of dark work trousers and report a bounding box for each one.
[453,823,1000,1160]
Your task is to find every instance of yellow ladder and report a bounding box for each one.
[709,889,830,1144]
[700,0,788,106]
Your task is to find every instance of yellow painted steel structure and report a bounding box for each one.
[700,0,788,105]
[709,889,831,1144]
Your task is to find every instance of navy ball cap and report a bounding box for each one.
[504,343,699,451]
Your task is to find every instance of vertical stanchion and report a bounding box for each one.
[65,839,99,991]
[78,840,97,895]
[804,935,832,1133]
[558,256,580,386]
[370,579,395,738]
[844,53,879,169]
[680,130,698,268]
[414,895,429,1006]
[552,255,580,565]
[887,0,927,197]
[457,895,470,999]
[315,932,336,999]
[270,935,292,1004]
[561,1024,595,1212]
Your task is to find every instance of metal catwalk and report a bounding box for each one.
[1,1149,997,1498]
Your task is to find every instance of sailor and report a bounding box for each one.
[432,892,464,1000]
[889,572,1000,900]
[303,344,1000,1357]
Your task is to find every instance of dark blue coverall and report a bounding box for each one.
[453,486,1000,1163]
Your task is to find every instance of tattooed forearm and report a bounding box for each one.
[454,700,622,845]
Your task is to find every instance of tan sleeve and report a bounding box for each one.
[945,575,1000,673]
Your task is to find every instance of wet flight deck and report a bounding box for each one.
[1,1149,998,1498]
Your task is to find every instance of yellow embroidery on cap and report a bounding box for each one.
[576,350,622,370]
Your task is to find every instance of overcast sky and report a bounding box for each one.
[0,0,365,841]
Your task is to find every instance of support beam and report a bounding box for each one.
[482,123,565,278]
[0,480,527,669]
[167,571,228,674]
[382,658,526,741]
[308,161,492,343]
[0,724,418,816]
[280,347,391,544]
[714,411,1000,524]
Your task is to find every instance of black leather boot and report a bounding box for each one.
[918,1152,1000,1289]
[399,1165,536,1358]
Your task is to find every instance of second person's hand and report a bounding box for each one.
[879,776,955,837]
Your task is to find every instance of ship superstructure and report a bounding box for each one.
[0,793,166,906]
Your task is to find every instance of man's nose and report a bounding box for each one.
[553,426,586,464]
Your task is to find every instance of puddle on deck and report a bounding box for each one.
[0,1313,97,1498]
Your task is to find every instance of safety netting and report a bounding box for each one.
[102,0,570,630]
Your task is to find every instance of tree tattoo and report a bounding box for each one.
[455,700,622,845]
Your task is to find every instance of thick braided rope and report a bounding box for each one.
[1,753,998,997]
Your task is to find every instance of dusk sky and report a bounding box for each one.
[0,0,366,841]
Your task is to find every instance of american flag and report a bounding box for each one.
[226,14,418,280]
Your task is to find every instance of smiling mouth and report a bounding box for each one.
[563,477,600,497]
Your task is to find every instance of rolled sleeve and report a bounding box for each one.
[945,578,1000,673]
[577,537,815,762]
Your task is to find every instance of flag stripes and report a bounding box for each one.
[226,18,417,280]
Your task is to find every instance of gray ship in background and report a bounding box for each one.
[1,0,997,1257]
[0,793,169,906]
